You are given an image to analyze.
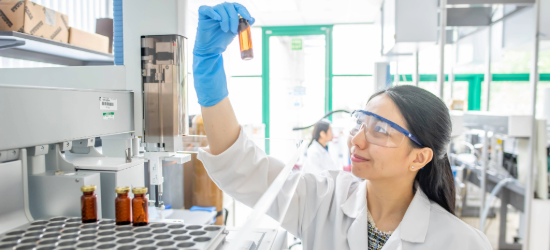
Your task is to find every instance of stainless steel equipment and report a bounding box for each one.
[28,171,102,220]
[141,34,189,152]
[72,156,146,220]
[141,34,189,209]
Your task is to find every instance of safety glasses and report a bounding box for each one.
[349,110,423,148]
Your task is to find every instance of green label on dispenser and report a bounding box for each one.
[103,112,115,120]
[291,38,302,50]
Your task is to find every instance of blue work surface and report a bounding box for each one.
[148,207,217,225]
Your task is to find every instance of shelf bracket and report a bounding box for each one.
[0,39,25,50]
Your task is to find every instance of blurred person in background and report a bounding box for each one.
[303,120,340,174]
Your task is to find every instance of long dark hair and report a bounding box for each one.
[369,85,455,214]
[308,120,331,148]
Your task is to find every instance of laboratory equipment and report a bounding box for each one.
[71,155,145,220]
[81,185,98,223]
[238,15,253,60]
[380,0,438,56]
[28,169,102,221]
[0,219,227,250]
[0,1,287,249]
[115,186,131,226]
[453,112,549,249]
[132,187,149,226]
[141,34,189,209]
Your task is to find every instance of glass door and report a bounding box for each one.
[269,35,326,140]
[262,26,333,153]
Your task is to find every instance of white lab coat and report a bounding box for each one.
[303,140,339,174]
[198,127,492,250]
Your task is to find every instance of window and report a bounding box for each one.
[222,27,263,126]
[332,24,376,113]
[228,77,263,125]
[333,24,379,75]
[332,76,373,117]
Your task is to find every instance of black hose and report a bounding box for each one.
[223,208,229,226]
[292,109,351,131]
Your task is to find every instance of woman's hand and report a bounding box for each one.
[194,3,253,154]
[193,3,255,107]
[194,3,255,57]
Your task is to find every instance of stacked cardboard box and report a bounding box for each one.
[0,0,111,53]
[96,18,113,53]
[0,0,69,43]
[69,27,110,54]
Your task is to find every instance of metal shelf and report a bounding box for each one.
[462,112,533,138]
[0,31,114,66]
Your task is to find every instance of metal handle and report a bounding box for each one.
[125,148,132,163]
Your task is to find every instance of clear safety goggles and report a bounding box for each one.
[349,110,423,148]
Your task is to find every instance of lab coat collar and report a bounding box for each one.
[311,140,328,152]
[398,185,431,243]
[340,181,432,246]
[340,180,367,219]
[341,181,369,250]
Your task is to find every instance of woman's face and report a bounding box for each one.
[321,126,334,142]
[347,94,415,181]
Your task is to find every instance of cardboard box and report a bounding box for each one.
[0,0,69,43]
[69,27,109,53]
[96,18,113,53]
[448,99,465,111]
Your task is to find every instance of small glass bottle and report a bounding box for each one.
[81,185,98,223]
[132,187,149,226]
[238,16,253,60]
[115,186,132,225]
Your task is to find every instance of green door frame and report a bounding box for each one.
[261,25,334,142]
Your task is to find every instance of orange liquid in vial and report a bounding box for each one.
[238,17,253,60]
[81,186,98,223]
[115,187,132,225]
[132,187,149,226]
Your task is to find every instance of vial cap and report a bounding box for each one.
[81,185,97,192]
[132,187,148,194]
[115,186,130,194]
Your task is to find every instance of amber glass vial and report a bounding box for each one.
[115,186,132,225]
[132,187,149,226]
[81,185,98,223]
[238,16,253,60]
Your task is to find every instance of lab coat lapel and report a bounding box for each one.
[380,226,402,250]
[380,186,431,250]
[341,181,369,250]
[398,187,431,243]
[341,182,431,250]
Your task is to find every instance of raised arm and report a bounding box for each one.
[192,3,254,155]
[201,98,240,155]
[193,3,343,241]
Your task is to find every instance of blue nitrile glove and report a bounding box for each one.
[193,3,255,107]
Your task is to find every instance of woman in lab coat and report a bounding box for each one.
[192,3,491,250]
[303,120,340,174]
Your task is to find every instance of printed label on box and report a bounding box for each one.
[45,8,56,26]
[99,97,117,110]
[103,112,115,120]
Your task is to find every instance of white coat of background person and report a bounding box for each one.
[303,120,339,174]
[192,3,491,250]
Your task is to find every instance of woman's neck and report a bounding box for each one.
[317,139,327,148]
[366,177,415,232]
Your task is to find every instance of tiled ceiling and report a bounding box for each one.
[187,0,382,27]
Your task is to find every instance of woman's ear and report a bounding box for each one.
[409,147,433,172]
[319,130,327,139]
